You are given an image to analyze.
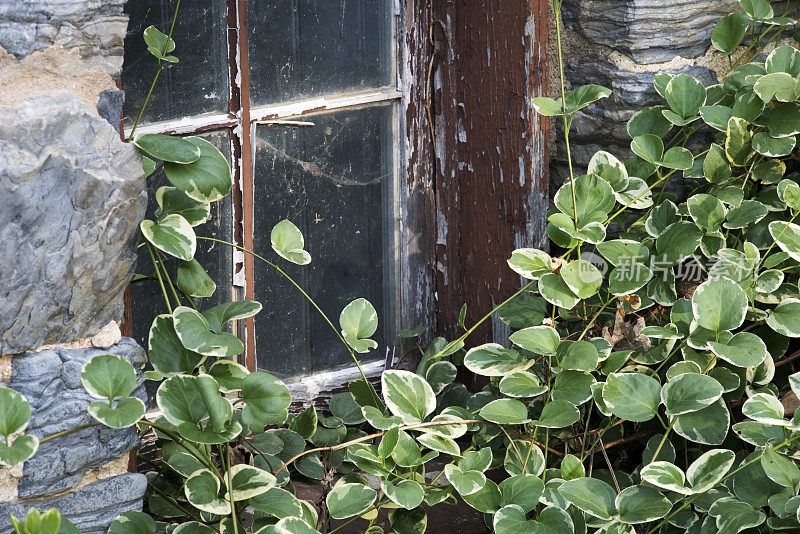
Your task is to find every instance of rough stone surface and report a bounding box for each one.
[0,0,128,76]
[0,92,146,355]
[5,338,146,499]
[562,0,739,64]
[552,0,789,184]
[0,473,147,533]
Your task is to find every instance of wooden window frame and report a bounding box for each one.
[124,0,550,406]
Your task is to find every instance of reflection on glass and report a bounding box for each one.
[122,0,229,125]
[130,131,234,403]
[248,0,393,105]
[253,105,395,377]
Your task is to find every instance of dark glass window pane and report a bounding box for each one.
[248,0,393,106]
[122,0,228,125]
[130,131,234,403]
[253,105,395,377]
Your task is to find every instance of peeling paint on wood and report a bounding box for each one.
[429,0,549,345]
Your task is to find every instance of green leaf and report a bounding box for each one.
[499,372,548,398]
[766,44,800,76]
[691,277,748,332]
[509,325,560,356]
[479,399,529,425]
[641,461,689,494]
[81,354,137,401]
[564,84,612,113]
[140,215,196,261]
[769,221,800,262]
[208,360,249,393]
[445,464,487,495]
[0,434,38,468]
[712,13,750,54]
[157,374,233,432]
[724,199,768,229]
[708,332,768,367]
[132,133,199,163]
[289,405,317,440]
[761,447,800,488]
[154,186,210,226]
[326,482,377,519]
[185,469,230,514]
[560,260,603,299]
[596,239,649,266]
[588,150,629,191]
[249,487,304,518]
[552,370,595,406]
[173,306,243,357]
[656,221,703,265]
[328,392,366,425]
[460,480,502,513]
[752,132,796,157]
[381,370,435,424]
[687,194,727,231]
[742,393,787,426]
[708,496,766,532]
[500,474,545,513]
[225,464,276,501]
[464,343,532,376]
[0,387,31,438]
[754,72,798,102]
[602,372,661,422]
[142,25,176,60]
[87,397,145,428]
[687,448,735,492]
[382,479,424,510]
[631,134,664,164]
[673,399,730,445]
[531,399,580,428]
[726,116,753,167]
[553,173,615,226]
[241,371,292,426]
[559,477,617,520]
[176,259,216,298]
[538,273,580,309]
[108,511,155,534]
[507,248,551,279]
[700,105,734,131]
[767,298,800,337]
[661,372,723,416]
[497,294,548,329]
[560,341,600,371]
[615,485,672,524]
[665,74,707,118]
[425,361,457,394]
[202,300,262,333]
[531,97,564,116]
[661,147,693,170]
[704,143,733,183]
[163,136,231,203]
[270,220,311,265]
[627,106,674,138]
[741,0,774,19]
[768,102,800,137]
[778,179,800,209]
[173,522,216,534]
[340,298,378,353]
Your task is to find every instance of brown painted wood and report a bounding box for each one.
[399,0,439,346]
[429,0,549,345]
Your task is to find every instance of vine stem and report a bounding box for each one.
[127,0,182,140]
[146,242,173,313]
[138,420,223,482]
[39,422,101,444]
[196,236,376,404]
[275,419,562,473]
[225,444,239,534]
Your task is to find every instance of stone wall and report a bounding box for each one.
[552,0,786,184]
[0,1,148,531]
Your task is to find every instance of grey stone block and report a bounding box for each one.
[0,0,128,76]
[0,92,146,355]
[96,90,125,134]
[6,338,147,499]
[0,474,147,534]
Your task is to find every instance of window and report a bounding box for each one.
[123,0,401,395]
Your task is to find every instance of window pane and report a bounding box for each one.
[130,131,234,403]
[253,105,396,377]
[248,0,393,106]
[122,0,229,125]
